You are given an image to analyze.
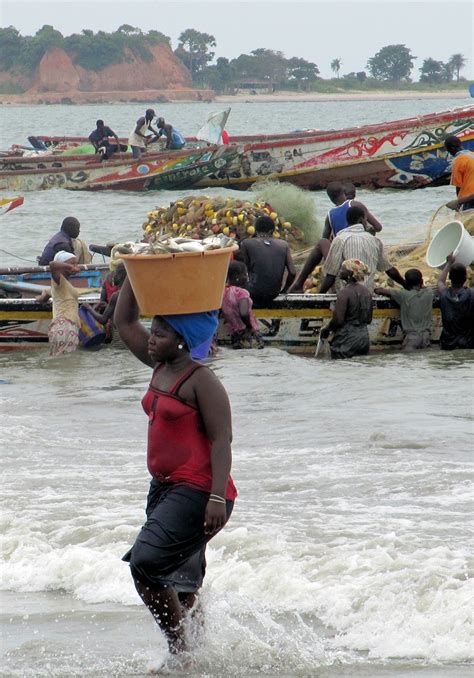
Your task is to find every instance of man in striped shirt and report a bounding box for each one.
[319,206,405,294]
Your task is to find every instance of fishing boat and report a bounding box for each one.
[201,106,474,190]
[13,106,474,191]
[0,144,237,192]
[0,287,442,354]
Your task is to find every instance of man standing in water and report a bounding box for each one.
[375,269,434,351]
[437,254,474,350]
[115,278,236,663]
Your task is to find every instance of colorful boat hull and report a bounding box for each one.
[0,145,237,192]
[21,106,474,191]
[198,106,474,190]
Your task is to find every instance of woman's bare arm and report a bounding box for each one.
[194,369,233,533]
[114,277,152,366]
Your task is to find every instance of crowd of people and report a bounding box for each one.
[35,134,473,361]
[36,202,473,360]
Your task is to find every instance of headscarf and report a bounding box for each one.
[53,250,76,263]
[162,310,219,350]
[342,258,369,282]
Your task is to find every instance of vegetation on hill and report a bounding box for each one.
[0,25,470,95]
[0,25,170,73]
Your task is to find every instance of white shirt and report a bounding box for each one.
[128,119,152,148]
[324,224,391,291]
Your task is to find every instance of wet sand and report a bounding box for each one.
[0,88,468,106]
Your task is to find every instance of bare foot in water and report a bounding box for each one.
[147,651,195,674]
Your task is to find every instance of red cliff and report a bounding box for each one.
[1,45,213,103]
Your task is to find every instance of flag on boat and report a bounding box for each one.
[196,108,231,145]
[0,196,24,215]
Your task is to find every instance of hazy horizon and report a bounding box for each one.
[1,0,473,80]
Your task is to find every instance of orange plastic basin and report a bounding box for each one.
[121,245,237,315]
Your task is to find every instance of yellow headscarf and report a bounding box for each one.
[342,258,370,282]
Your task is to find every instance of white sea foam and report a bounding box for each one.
[2,238,473,674]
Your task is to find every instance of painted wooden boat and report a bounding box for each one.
[0,291,442,354]
[18,106,474,191]
[0,145,237,192]
[200,106,474,190]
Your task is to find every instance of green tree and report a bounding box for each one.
[230,53,257,80]
[65,30,121,70]
[287,57,319,89]
[176,28,216,80]
[250,48,287,84]
[146,30,170,46]
[367,44,415,81]
[202,57,235,92]
[448,53,466,81]
[419,58,446,83]
[0,26,23,69]
[330,58,341,78]
[117,24,143,35]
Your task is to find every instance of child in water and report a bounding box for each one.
[221,261,264,349]
[83,263,126,343]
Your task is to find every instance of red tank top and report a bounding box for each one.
[142,364,237,500]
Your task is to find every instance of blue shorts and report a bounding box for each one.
[123,479,233,591]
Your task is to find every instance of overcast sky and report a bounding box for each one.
[1,0,473,80]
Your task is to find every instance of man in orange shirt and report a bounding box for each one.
[444,135,474,211]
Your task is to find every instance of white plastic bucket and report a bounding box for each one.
[426,220,474,268]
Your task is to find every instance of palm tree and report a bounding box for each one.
[448,53,466,81]
[331,58,341,79]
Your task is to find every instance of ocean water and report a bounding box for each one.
[1,99,473,676]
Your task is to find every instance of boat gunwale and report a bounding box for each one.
[30,106,473,153]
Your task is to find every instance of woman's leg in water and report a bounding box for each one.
[134,580,187,653]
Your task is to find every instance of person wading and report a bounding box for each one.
[320,258,373,359]
[114,277,237,658]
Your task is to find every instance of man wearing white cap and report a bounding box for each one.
[37,251,82,356]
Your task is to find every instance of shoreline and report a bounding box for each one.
[0,89,470,106]
[215,90,470,103]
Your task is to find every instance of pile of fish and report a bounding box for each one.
[141,194,306,247]
[111,233,235,261]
